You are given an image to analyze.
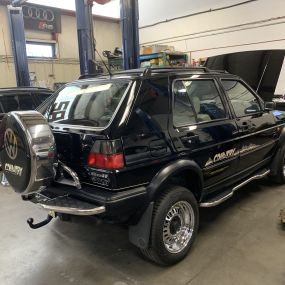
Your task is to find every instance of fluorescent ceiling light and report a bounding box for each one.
[28,0,120,18]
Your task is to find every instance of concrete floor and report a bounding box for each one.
[0,179,285,285]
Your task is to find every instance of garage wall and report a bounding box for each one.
[138,0,285,94]
[138,0,285,58]
[0,5,121,89]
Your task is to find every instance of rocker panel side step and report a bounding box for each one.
[200,169,270,208]
[38,195,106,216]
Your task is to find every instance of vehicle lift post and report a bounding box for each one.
[75,0,140,73]
[120,0,140,70]
[7,1,30,87]
[75,0,97,76]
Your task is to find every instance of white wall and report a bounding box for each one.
[139,0,285,94]
[139,0,246,27]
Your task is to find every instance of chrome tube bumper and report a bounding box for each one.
[34,194,106,216]
[40,204,106,216]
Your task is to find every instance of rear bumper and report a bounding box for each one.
[26,183,148,221]
[39,195,106,216]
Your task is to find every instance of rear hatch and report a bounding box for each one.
[44,79,131,185]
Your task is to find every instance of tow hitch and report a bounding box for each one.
[27,211,56,229]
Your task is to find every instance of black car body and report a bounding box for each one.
[1,67,285,265]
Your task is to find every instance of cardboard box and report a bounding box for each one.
[140,45,175,55]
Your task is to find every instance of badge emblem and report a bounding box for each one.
[4,128,18,160]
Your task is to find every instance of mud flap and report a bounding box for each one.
[129,202,154,249]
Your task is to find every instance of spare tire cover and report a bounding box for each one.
[0,111,56,194]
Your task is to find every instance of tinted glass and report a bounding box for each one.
[18,95,35,110]
[127,78,169,132]
[46,80,130,127]
[37,93,52,104]
[222,80,261,117]
[173,80,226,126]
[0,95,19,112]
[173,80,196,126]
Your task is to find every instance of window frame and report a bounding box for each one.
[172,77,229,128]
[220,78,264,119]
[26,41,56,59]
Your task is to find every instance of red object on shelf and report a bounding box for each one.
[94,0,111,4]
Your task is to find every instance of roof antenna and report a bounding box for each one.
[91,32,112,77]
[83,30,112,77]
[95,48,112,77]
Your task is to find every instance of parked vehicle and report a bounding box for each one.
[0,87,53,122]
[1,67,285,265]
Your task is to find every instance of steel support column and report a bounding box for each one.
[75,0,97,76]
[7,5,30,87]
[120,0,140,70]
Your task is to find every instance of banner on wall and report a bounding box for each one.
[22,3,61,33]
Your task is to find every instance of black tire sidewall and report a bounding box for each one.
[151,187,199,265]
[279,146,285,183]
[271,144,285,184]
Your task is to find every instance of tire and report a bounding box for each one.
[269,145,285,184]
[0,111,56,194]
[140,186,199,266]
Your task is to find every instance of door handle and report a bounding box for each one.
[240,121,255,132]
[240,122,249,131]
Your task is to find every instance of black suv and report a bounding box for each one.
[0,87,52,122]
[1,67,285,265]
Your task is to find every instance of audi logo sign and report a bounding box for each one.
[22,5,55,22]
[22,4,61,33]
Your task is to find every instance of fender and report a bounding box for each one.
[129,159,203,249]
[147,159,203,202]
[277,126,285,147]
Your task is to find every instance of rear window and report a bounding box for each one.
[45,80,130,128]
[36,93,52,104]
[0,94,35,112]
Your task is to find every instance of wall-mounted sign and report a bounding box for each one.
[22,4,61,33]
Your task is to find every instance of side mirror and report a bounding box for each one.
[264,101,276,111]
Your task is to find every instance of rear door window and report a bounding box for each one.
[173,79,226,126]
[46,80,131,128]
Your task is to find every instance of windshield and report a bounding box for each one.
[45,80,130,128]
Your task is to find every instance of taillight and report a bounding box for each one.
[88,140,124,170]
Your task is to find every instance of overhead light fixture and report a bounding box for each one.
[11,0,28,7]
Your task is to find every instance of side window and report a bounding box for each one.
[221,80,261,117]
[18,95,36,110]
[128,78,169,132]
[173,79,226,126]
[139,78,169,117]
[173,81,196,126]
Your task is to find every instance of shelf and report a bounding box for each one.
[140,51,188,68]
[140,52,187,62]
